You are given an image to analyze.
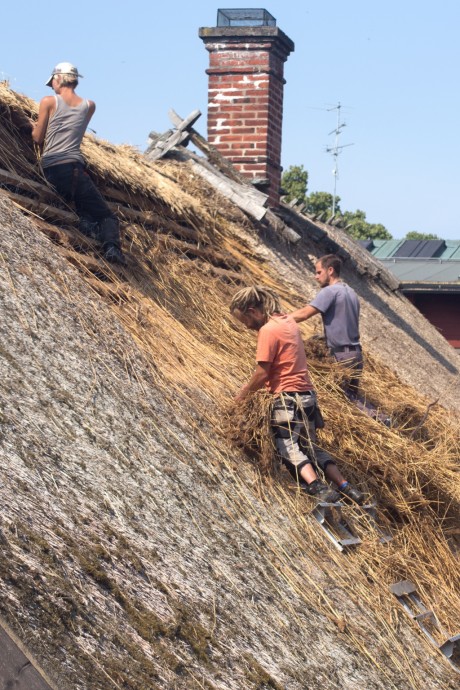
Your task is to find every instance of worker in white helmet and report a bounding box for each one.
[32,62,126,265]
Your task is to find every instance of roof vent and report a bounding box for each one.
[216,8,276,27]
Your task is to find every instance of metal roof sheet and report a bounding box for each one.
[378,258,460,283]
[365,239,460,261]
[365,239,404,258]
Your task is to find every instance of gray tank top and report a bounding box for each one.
[41,95,90,168]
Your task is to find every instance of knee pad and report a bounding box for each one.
[281,457,312,478]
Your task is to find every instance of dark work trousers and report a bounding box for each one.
[44,163,121,248]
[333,350,363,399]
[334,349,387,422]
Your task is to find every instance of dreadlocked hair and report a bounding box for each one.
[230,286,283,320]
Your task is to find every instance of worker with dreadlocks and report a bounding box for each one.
[290,254,389,424]
[32,62,126,265]
[230,285,365,504]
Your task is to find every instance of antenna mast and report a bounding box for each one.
[325,102,354,215]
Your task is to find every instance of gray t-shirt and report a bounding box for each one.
[309,282,360,349]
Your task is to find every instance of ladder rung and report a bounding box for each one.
[415,611,437,624]
[339,537,361,546]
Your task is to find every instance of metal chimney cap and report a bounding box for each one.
[216,8,276,27]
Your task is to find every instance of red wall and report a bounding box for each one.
[405,292,460,348]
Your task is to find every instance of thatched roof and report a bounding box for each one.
[0,83,459,689]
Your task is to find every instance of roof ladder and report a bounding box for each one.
[390,580,460,673]
[311,502,361,551]
[311,500,392,552]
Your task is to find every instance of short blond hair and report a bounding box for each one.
[230,286,282,320]
[56,73,78,87]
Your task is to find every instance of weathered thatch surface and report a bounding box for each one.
[0,83,459,689]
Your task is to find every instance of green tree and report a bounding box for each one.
[306,191,340,218]
[404,231,440,240]
[281,163,393,239]
[281,165,308,204]
[342,209,392,241]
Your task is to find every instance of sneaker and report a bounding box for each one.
[304,479,340,503]
[104,243,127,266]
[339,483,365,505]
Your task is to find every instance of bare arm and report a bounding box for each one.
[290,305,320,323]
[86,100,96,123]
[234,361,272,403]
[32,96,55,145]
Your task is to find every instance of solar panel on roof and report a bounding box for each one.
[393,240,420,257]
[393,240,446,258]
[416,240,445,257]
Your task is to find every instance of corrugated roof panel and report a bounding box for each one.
[445,242,460,259]
[369,240,405,258]
[367,239,460,260]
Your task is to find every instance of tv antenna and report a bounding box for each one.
[325,102,354,215]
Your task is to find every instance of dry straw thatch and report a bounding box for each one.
[0,82,459,689]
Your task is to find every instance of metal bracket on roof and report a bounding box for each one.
[390,580,460,672]
[311,502,361,552]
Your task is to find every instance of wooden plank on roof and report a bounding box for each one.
[0,619,57,690]
[156,234,239,269]
[150,110,300,241]
[100,185,157,210]
[264,209,301,244]
[170,109,202,132]
[275,204,326,242]
[105,201,204,244]
[168,109,248,185]
[189,160,268,222]
[186,149,268,204]
[1,188,78,223]
[0,167,56,200]
[207,265,244,283]
[146,128,190,160]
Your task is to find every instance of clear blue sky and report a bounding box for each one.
[2,1,459,239]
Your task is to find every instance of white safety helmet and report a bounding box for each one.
[45,62,83,87]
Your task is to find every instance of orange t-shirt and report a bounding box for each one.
[256,314,313,394]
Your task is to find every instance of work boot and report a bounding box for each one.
[104,243,127,266]
[304,479,340,503]
[339,483,365,505]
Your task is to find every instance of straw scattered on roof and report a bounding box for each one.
[0,82,459,689]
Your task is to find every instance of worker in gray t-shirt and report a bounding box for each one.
[291,254,389,425]
[290,254,363,394]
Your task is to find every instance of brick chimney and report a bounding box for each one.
[199,9,294,208]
